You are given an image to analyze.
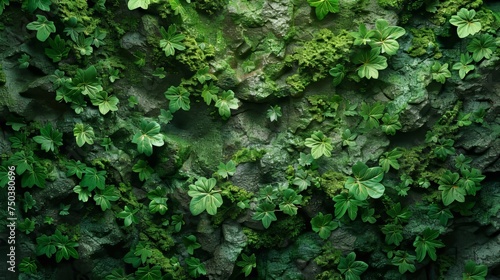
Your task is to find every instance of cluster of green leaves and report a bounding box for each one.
[188,177,223,216]
[26,15,56,42]
[131,120,165,156]
[236,253,256,277]
[413,228,445,262]
[431,61,451,84]
[9,150,47,188]
[449,9,482,38]
[304,131,333,159]
[148,187,168,215]
[252,184,303,228]
[311,212,339,239]
[159,25,185,57]
[438,167,485,206]
[33,123,63,152]
[307,0,339,20]
[36,230,79,262]
[267,105,282,122]
[338,252,368,280]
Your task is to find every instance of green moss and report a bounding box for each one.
[319,171,346,198]
[431,0,483,25]
[377,0,404,10]
[0,63,6,85]
[53,0,100,34]
[243,215,306,249]
[149,249,188,279]
[232,148,266,164]
[176,36,215,72]
[285,29,353,93]
[476,7,500,33]
[220,182,254,203]
[407,28,442,58]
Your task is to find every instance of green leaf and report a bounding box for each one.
[349,23,375,46]
[66,160,87,179]
[438,170,464,206]
[381,113,402,135]
[236,253,256,277]
[91,28,107,47]
[21,192,36,212]
[132,120,164,156]
[11,150,35,175]
[94,185,119,211]
[127,0,151,10]
[381,224,404,245]
[338,252,368,280]
[267,105,282,122]
[132,160,154,181]
[252,202,277,229]
[135,265,162,280]
[158,109,173,124]
[386,202,411,224]
[329,64,346,86]
[201,83,219,105]
[33,123,63,152]
[18,53,30,68]
[147,187,168,215]
[359,102,385,129]
[304,131,333,159]
[183,235,201,255]
[117,205,138,227]
[463,260,488,280]
[134,243,152,264]
[0,0,10,16]
[307,0,340,20]
[71,66,102,98]
[333,192,364,220]
[311,212,339,239]
[91,91,119,115]
[391,251,416,274]
[279,188,302,216]
[217,160,236,179]
[431,62,451,84]
[26,15,56,42]
[215,90,239,119]
[449,8,482,38]
[73,123,95,147]
[188,177,223,215]
[434,138,455,160]
[45,35,70,62]
[341,128,357,147]
[24,0,51,13]
[73,34,93,56]
[36,234,56,258]
[353,48,388,79]
[428,204,454,226]
[164,86,190,113]
[413,228,445,262]
[73,185,92,202]
[81,167,106,192]
[159,25,185,57]
[18,218,35,234]
[345,162,385,200]
[458,168,485,196]
[452,53,475,79]
[467,34,497,62]
[185,258,206,278]
[369,19,406,55]
[22,165,46,188]
[379,148,402,172]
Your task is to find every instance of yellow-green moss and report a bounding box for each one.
[431,0,483,25]
[176,36,215,72]
[319,171,346,199]
[243,215,306,249]
[377,0,404,10]
[0,63,6,85]
[232,148,266,164]
[407,28,442,58]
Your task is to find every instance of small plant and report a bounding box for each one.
[369,19,406,55]
[131,120,165,156]
[333,192,364,220]
[147,187,168,215]
[73,123,95,147]
[94,186,119,211]
[22,192,36,212]
[329,64,346,86]
[216,160,236,179]
[431,62,451,84]
[188,177,223,215]
[33,123,63,152]
[304,131,333,159]
[36,230,79,262]
[267,105,282,122]
[379,148,402,173]
[337,252,368,280]
[391,250,416,274]
[59,203,71,215]
[453,53,475,79]
[45,35,70,62]
[183,235,201,255]
[164,86,191,113]
[18,218,36,234]
[341,129,357,147]
[449,8,481,38]
[252,202,277,229]
[128,0,151,10]
[117,205,139,227]
[463,260,488,280]
[26,15,56,42]
[311,212,339,239]
[359,102,385,129]
[159,25,185,57]
[467,34,497,62]
[413,228,445,262]
[132,160,154,181]
[91,91,119,115]
[307,0,339,20]
[237,253,256,277]
[80,167,106,191]
[186,257,207,278]
[18,54,30,68]
[19,257,38,275]
[344,162,385,200]
[215,90,240,119]
[352,48,388,79]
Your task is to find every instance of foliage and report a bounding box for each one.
[307,0,339,20]
[135,265,163,280]
[337,252,368,280]
[19,257,38,275]
[413,228,445,262]
[333,192,364,220]
[33,123,63,152]
[311,212,339,239]
[391,250,416,274]
[73,123,95,147]
[278,188,302,216]
[329,64,346,86]
[183,235,201,255]
[147,187,168,215]
[369,19,406,55]
[94,186,120,211]
[431,62,451,84]
[449,8,482,38]
[45,35,70,62]
[438,170,464,206]
[428,204,454,226]
[215,90,239,119]
[452,53,475,79]
[22,192,36,212]
[467,34,497,62]
[304,131,333,159]
[117,205,139,227]
[132,160,154,181]
[66,160,87,179]
[132,120,165,156]
[236,253,256,277]
[359,102,385,129]
[216,160,236,179]
[379,148,402,173]
[128,0,151,10]
[23,0,51,13]
[188,177,223,215]
[73,185,91,202]
[381,113,402,135]
[91,91,119,115]
[341,129,357,147]
[81,167,106,192]
[185,257,206,278]
[0,0,9,16]
[26,15,56,42]
[345,162,385,200]
[18,218,36,234]
[252,202,277,229]
[164,86,190,113]
[352,48,388,79]
[381,224,404,245]
[463,260,488,280]
[267,105,282,122]
[159,25,185,57]
[36,230,79,262]
[18,54,30,68]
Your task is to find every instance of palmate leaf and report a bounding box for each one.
[201,83,219,105]
[80,167,106,192]
[379,148,402,173]
[252,202,277,229]
[452,53,475,79]
[71,65,102,98]
[428,204,453,226]
[22,164,46,188]
[345,162,385,200]
[467,34,497,62]
[463,260,488,280]
[131,120,164,156]
[449,8,481,38]
[333,192,364,220]
[217,160,236,179]
[188,177,223,216]
[33,123,63,152]
[458,168,485,196]
[431,62,451,84]
[183,235,201,255]
[350,24,375,46]
[147,187,168,215]
[267,105,282,122]
[353,48,388,79]
[186,258,206,278]
[73,123,95,147]
[338,252,368,280]
[329,64,347,86]
[10,150,35,175]
[215,90,239,119]
[159,25,185,57]
[135,265,163,280]
[66,160,87,179]
[236,253,256,277]
[381,224,404,245]
[381,113,402,135]
[128,0,151,10]
[369,19,406,55]
[304,131,333,159]
[94,185,119,211]
[24,0,51,13]
[413,228,445,262]
[73,185,92,202]
[117,206,139,227]
[132,160,154,181]
[279,188,302,216]
[91,91,119,115]
[359,102,385,129]
[45,35,70,62]
[307,0,340,20]
[26,15,55,42]
[164,86,190,113]
[438,170,464,206]
[391,251,416,274]
[311,212,339,239]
